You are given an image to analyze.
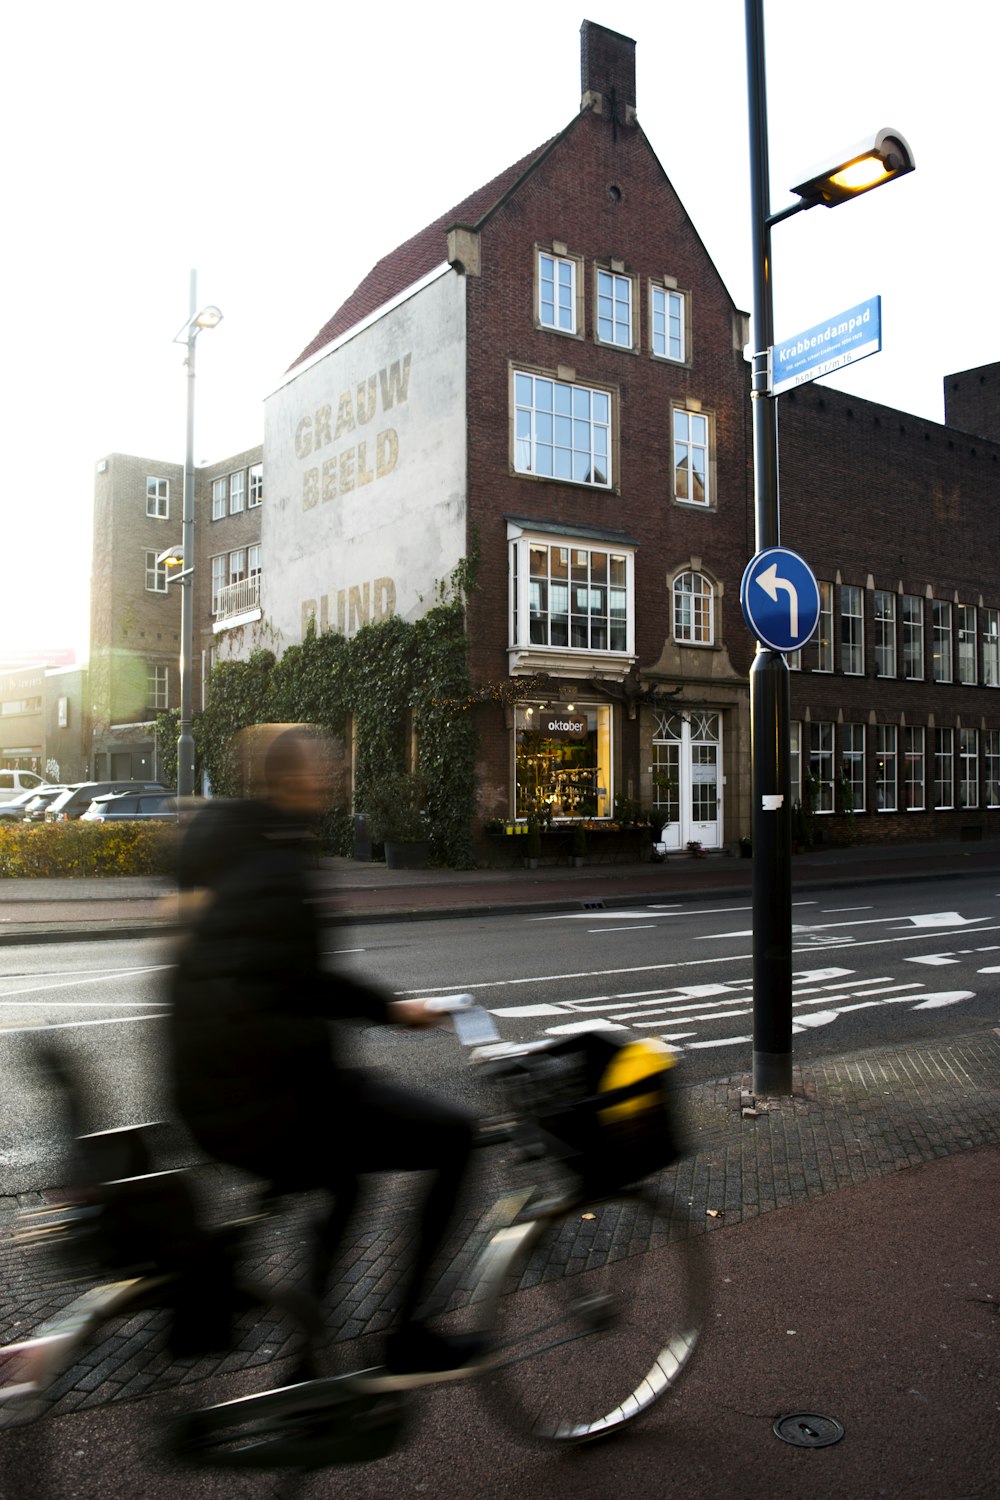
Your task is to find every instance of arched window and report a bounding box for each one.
[673,570,714,645]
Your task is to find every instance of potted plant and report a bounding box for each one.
[523,820,542,869]
[363,770,432,869]
[570,822,587,867]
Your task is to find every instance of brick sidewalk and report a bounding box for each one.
[3,1025,998,1424]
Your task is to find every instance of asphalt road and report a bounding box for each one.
[2,871,999,1195]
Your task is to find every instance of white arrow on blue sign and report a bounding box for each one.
[740,547,821,653]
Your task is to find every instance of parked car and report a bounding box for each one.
[80,791,178,824]
[44,782,167,822]
[20,786,70,822]
[0,770,48,800]
[0,789,48,821]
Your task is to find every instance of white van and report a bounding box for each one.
[0,769,48,802]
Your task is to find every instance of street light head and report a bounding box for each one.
[790,128,915,208]
[194,305,223,330]
[156,545,184,568]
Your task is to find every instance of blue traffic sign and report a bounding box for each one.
[740,547,821,653]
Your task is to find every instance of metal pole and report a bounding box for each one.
[746,0,792,1094]
[177,269,197,799]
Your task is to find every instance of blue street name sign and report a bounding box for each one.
[741,547,821,653]
[770,295,881,397]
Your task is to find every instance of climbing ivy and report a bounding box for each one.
[195,557,479,866]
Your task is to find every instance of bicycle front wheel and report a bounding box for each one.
[484,1185,707,1443]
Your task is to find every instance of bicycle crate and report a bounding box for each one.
[515,1030,685,1193]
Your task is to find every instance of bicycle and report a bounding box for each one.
[0,1002,708,1474]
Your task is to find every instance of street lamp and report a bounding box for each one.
[744,0,913,1096]
[172,272,222,798]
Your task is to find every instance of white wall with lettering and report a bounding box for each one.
[262,270,467,646]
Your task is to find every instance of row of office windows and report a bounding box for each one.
[145,466,263,522]
[793,721,1000,814]
[536,248,689,364]
[212,463,263,520]
[512,368,712,505]
[508,536,719,659]
[790,585,1000,687]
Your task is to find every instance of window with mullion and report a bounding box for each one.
[513,372,611,488]
[985,729,1000,807]
[840,584,864,674]
[211,477,227,521]
[523,541,629,653]
[596,270,632,347]
[903,727,925,810]
[145,476,169,519]
[875,724,897,811]
[932,600,953,682]
[874,590,896,677]
[982,609,999,686]
[538,252,577,333]
[842,723,866,811]
[672,408,710,506]
[959,727,979,808]
[210,553,226,614]
[229,471,245,515]
[934,727,954,808]
[812,582,834,672]
[144,549,167,593]
[651,285,685,362]
[248,462,263,507]
[902,594,924,679]
[809,722,835,813]
[957,604,977,683]
[672,571,714,645]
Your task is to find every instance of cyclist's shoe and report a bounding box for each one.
[376,1324,490,1388]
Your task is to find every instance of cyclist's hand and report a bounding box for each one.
[388,999,439,1029]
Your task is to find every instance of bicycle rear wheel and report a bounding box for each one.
[483,1184,707,1443]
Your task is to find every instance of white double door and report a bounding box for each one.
[654,711,722,850]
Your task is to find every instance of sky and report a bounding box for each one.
[2,0,995,664]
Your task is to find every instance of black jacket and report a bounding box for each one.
[169,799,388,1174]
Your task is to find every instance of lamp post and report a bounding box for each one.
[743,0,914,1095]
[172,272,222,798]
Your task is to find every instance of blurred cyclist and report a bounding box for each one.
[168,724,480,1377]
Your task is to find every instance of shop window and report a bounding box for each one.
[514,703,611,820]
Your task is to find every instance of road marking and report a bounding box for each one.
[0,1014,169,1035]
[906,954,960,966]
[588,924,659,933]
[911,992,975,1009]
[543,1019,629,1035]
[0,1000,165,1008]
[0,967,169,1001]
[821,906,874,913]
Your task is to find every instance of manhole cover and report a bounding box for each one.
[773,1413,845,1448]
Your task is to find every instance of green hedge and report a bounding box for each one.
[0,821,179,878]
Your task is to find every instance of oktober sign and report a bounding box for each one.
[542,713,587,738]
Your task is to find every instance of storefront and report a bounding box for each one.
[514,702,614,820]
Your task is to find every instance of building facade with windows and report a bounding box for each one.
[89,447,261,781]
[264,22,755,849]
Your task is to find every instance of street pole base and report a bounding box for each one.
[752,1049,793,1097]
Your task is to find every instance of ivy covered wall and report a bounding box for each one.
[158,562,478,867]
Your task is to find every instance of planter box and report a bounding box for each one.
[384,838,431,870]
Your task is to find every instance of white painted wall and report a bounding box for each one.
[262,270,467,648]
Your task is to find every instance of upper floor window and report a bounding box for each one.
[211,477,227,521]
[147,663,168,712]
[812,581,834,672]
[229,548,247,584]
[248,462,263,508]
[959,727,979,809]
[513,372,611,488]
[672,407,710,507]
[903,726,925,811]
[842,723,866,812]
[229,471,245,515]
[934,726,954,808]
[537,251,578,334]
[874,590,896,677]
[840,584,864,674]
[210,553,226,614]
[957,603,977,684]
[902,594,923,679]
[985,729,1000,807]
[146,476,169,519]
[672,571,715,645]
[875,724,897,811]
[596,269,633,348]
[508,529,633,658]
[983,608,1000,687]
[932,600,953,683]
[651,284,686,363]
[144,549,167,593]
[248,543,262,577]
[809,721,835,813]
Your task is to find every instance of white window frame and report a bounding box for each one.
[229,471,245,515]
[985,729,1000,807]
[596,268,633,348]
[874,590,896,678]
[507,525,635,664]
[144,549,168,593]
[982,609,999,687]
[959,727,979,809]
[229,548,247,585]
[840,584,864,675]
[789,721,802,807]
[903,726,925,811]
[651,284,686,363]
[932,600,953,683]
[934,726,954,809]
[813,582,834,672]
[248,462,263,508]
[957,604,977,684]
[211,477,227,521]
[809,722,835,813]
[147,663,168,712]
[513,370,612,489]
[672,570,715,646]
[537,250,579,334]
[210,553,227,614]
[842,723,866,812]
[875,724,897,812]
[248,543,262,577]
[672,406,711,507]
[145,476,169,519]
[902,594,924,679]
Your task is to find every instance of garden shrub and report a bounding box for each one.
[0,822,178,878]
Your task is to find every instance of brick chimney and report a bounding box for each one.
[580,19,637,125]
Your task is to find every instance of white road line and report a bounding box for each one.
[0,967,170,1000]
[488,1003,568,1017]
[906,954,960,966]
[821,906,874,913]
[1,1014,169,1035]
[588,924,660,933]
[0,1000,166,1008]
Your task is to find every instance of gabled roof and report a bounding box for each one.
[288,132,566,371]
